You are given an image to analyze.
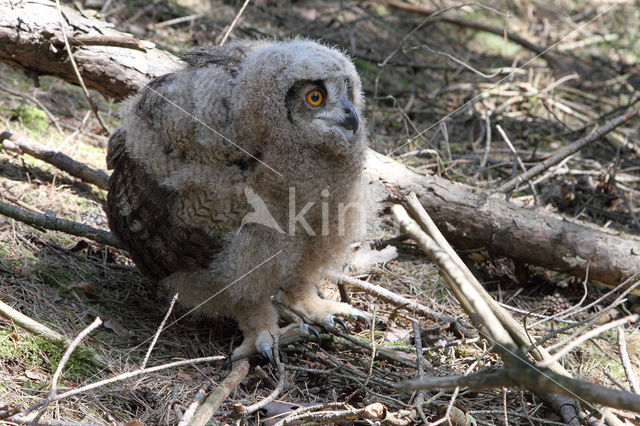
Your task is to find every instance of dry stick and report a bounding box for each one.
[273,403,348,426]
[394,198,640,417]
[67,34,147,52]
[538,314,640,368]
[176,387,207,426]
[185,360,250,426]
[385,0,548,56]
[0,200,124,249]
[16,354,226,419]
[401,193,624,425]
[402,193,562,370]
[141,292,179,369]
[31,317,103,425]
[0,300,69,344]
[219,0,250,46]
[329,271,459,325]
[53,0,109,135]
[617,326,640,394]
[392,203,516,348]
[0,83,63,134]
[496,109,639,193]
[0,131,110,189]
[496,124,538,201]
[411,321,429,425]
[279,403,388,425]
[401,365,640,413]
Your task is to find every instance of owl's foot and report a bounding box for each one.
[279,286,370,334]
[232,305,321,365]
[258,323,321,366]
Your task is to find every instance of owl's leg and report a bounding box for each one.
[279,282,369,332]
[232,296,281,360]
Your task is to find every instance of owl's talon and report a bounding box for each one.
[300,323,321,342]
[260,342,275,367]
[352,308,371,327]
[330,315,350,333]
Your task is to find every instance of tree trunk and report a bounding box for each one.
[1,0,638,288]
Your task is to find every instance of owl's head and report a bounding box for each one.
[231,40,366,158]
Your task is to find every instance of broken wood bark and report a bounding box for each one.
[0,0,638,288]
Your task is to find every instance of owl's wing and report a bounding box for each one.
[106,128,223,280]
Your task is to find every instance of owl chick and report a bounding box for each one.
[106,39,370,359]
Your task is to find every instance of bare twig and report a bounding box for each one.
[384,0,549,57]
[53,0,109,134]
[395,194,631,423]
[176,387,207,426]
[142,293,179,369]
[0,83,63,134]
[31,317,102,425]
[278,403,388,425]
[186,360,250,426]
[148,13,205,30]
[16,354,226,418]
[329,271,459,325]
[0,199,123,248]
[496,124,538,201]
[496,109,639,193]
[617,326,640,394]
[412,321,428,424]
[67,34,147,52]
[1,131,110,189]
[219,0,250,46]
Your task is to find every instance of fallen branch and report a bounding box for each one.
[496,109,639,193]
[384,0,550,57]
[185,360,250,426]
[278,403,388,425]
[617,326,640,394]
[0,131,109,189]
[329,271,460,325]
[400,366,640,413]
[0,199,123,248]
[393,196,640,419]
[0,299,69,344]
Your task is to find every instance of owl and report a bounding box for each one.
[106,39,370,360]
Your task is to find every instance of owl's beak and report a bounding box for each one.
[339,99,359,134]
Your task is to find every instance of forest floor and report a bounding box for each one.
[1,0,639,424]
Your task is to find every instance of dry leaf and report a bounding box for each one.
[68,281,94,292]
[103,318,127,335]
[24,369,48,381]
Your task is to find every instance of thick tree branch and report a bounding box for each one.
[0,199,124,248]
[0,131,109,189]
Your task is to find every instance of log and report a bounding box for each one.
[0,0,638,287]
[0,0,182,101]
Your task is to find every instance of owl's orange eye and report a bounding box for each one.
[306,89,324,106]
